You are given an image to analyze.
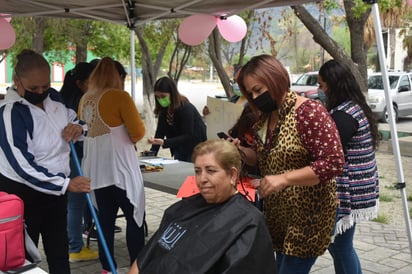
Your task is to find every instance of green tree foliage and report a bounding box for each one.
[8,17,132,66]
[331,26,350,55]
[88,21,132,62]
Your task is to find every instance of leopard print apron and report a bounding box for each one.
[254,91,336,258]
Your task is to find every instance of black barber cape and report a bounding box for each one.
[137,193,277,274]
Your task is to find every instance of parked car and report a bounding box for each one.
[367,72,412,123]
[290,71,325,103]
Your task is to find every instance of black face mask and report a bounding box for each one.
[253,91,278,113]
[24,89,49,105]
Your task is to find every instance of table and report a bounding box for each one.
[140,157,194,195]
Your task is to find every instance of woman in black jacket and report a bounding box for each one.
[148,77,207,162]
[129,140,277,274]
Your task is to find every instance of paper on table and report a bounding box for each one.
[140,158,179,166]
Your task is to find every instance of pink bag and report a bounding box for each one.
[0,191,25,271]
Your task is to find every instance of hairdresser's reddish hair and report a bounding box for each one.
[237,55,290,112]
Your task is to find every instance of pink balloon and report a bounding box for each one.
[217,15,247,43]
[410,0,412,6]
[0,17,16,50]
[0,14,11,23]
[178,14,217,46]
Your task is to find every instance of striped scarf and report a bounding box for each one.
[331,100,379,235]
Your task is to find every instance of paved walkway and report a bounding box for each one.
[34,185,412,274]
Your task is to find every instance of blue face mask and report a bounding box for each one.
[232,83,242,96]
[317,88,326,103]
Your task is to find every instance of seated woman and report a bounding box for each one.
[128,139,277,274]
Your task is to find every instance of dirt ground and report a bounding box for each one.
[375,140,412,227]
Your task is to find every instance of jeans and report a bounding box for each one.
[94,185,145,270]
[67,155,88,253]
[276,252,317,274]
[67,192,87,252]
[328,224,362,274]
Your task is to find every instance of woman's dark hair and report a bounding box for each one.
[90,58,101,68]
[153,76,188,115]
[13,49,50,78]
[318,60,379,149]
[60,70,79,109]
[114,60,127,81]
[228,105,258,143]
[60,62,94,111]
[71,62,94,81]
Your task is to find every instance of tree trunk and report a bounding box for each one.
[236,10,254,68]
[389,28,396,70]
[76,43,88,63]
[208,29,231,97]
[75,22,92,63]
[291,4,369,93]
[135,26,156,135]
[32,17,45,53]
[343,0,370,92]
[135,25,172,136]
[168,41,191,82]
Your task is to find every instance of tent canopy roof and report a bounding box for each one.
[0,0,313,26]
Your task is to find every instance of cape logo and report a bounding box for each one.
[158,222,187,251]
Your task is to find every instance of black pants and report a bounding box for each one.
[0,174,70,274]
[94,185,145,270]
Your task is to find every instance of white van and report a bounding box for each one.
[367,72,412,123]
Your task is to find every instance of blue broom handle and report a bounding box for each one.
[69,141,117,274]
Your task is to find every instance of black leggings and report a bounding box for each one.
[0,174,70,274]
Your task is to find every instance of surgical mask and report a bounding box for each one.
[253,91,278,113]
[24,88,49,105]
[318,88,326,103]
[157,96,171,108]
[232,83,242,96]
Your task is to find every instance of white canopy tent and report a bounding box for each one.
[0,0,313,99]
[1,0,411,256]
[0,0,311,25]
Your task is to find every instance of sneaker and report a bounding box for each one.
[83,227,98,241]
[114,225,122,233]
[69,247,98,262]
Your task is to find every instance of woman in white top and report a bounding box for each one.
[79,57,146,274]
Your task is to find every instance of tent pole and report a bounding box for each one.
[130,28,136,101]
[368,1,412,256]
